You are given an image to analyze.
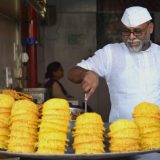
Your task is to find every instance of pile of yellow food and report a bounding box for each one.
[8,100,39,153]
[108,119,140,152]
[0,94,15,149]
[133,102,160,150]
[37,98,71,154]
[73,112,105,154]
[2,89,33,101]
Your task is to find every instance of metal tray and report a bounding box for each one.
[0,149,159,160]
[1,122,159,159]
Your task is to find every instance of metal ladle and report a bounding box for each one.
[84,93,88,112]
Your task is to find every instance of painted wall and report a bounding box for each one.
[0,0,20,89]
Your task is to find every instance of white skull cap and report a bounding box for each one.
[121,6,152,27]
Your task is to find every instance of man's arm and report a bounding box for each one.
[68,66,88,83]
[68,66,99,100]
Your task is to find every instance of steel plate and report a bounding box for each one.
[0,149,159,160]
[1,122,160,159]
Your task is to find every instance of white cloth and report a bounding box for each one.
[77,42,160,122]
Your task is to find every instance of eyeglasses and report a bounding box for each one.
[121,24,149,37]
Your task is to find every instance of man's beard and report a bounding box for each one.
[126,39,143,53]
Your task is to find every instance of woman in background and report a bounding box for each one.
[45,61,73,99]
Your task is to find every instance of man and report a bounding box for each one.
[68,6,160,159]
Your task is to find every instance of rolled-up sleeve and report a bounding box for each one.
[77,45,112,78]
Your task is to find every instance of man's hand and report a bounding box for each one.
[82,71,99,100]
[68,66,99,100]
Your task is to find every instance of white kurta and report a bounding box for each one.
[77,42,160,122]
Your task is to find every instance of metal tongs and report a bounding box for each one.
[84,93,88,112]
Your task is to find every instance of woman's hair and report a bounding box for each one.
[45,61,62,79]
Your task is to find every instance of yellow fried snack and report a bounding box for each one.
[8,99,39,153]
[140,137,160,150]
[43,98,70,111]
[42,109,70,116]
[73,132,104,139]
[132,101,160,150]
[11,113,39,122]
[9,135,37,142]
[0,94,15,108]
[0,141,8,149]
[0,135,8,149]
[75,148,105,154]
[0,135,8,141]
[37,98,71,154]
[109,119,138,133]
[109,138,139,145]
[9,130,38,139]
[73,135,104,145]
[16,91,33,100]
[74,123,105,131]
[2,89,33,101]
[134,117,160,128]
[73,112,105,154]
[0,115,10,124]
[108,128,140,139]
[42,114,70,120]
[0,94,14,149]
[133,102,160,117]
[108,119,140,152]
[139,127,160,134]
[10,120,39,127]
[10,121,38,129]
[37,140,66,150]
[38,132,68,141]
[39,118,70,126]
[8,138,36,146]
[142,144,160,150]
[73,141,105,149]
[0,108,11,113]
[36,148,65,154]
[75,112,104,125]
[8,144,35,153]
[109,143,140,152]
[0,128,10,136]
[39,127,70,134]
[11,100,38,115]
[141,131,160,138]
